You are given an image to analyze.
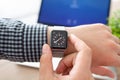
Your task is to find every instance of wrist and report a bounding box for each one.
[63,27,77,55]
[47,26,54,45]
[47,26,69,57]
[47,26,76,55]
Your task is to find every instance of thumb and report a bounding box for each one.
[39,44,53,78]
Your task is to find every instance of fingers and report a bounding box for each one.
[114,42,120,55]
[91,66,115,78]
[69,34,92,76]
[56,53,76,74]
[39,44,53,78]
[69,34,91,52]
[108,40,120,54]
[114,55,120,66]
[112,35,120,44]
[105,40,120,66]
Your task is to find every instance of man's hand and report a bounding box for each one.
[40,34,94,80]
[65,23,120,67]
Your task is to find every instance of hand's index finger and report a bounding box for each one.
[69,34,92,77]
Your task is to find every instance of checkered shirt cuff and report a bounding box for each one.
[0,18,48,62]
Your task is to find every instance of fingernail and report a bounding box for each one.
[42,44,49,55]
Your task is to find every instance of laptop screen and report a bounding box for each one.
[38,0,111,27]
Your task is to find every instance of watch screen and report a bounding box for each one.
[51,30,67,49]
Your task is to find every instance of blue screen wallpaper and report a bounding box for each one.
[38,0,111,27]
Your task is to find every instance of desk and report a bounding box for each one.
[0,60,39,80]
[0,60,116,80]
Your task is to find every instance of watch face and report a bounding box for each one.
[51,30,67,49]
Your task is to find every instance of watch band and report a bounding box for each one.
[53,26,66,30]
[52,49,65,57]
[51,26,66,57]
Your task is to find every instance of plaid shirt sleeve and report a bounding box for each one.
[0,18,48,62]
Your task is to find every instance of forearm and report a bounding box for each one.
[0,18,48,62]
[0,18,71,62]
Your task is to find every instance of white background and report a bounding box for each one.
[0,0,41,23]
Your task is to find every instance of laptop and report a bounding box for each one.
[38,0,111,27]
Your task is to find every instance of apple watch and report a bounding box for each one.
[50,26,68,57]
